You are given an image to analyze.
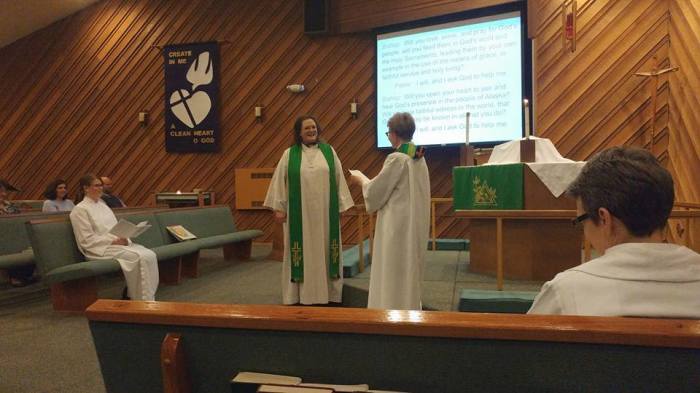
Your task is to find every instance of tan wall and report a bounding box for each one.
[0,0,697,245]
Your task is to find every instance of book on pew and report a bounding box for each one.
[231,372,302,393]
[258,386,333,393]
[166,225,197,241]
[109,219,151,239]
[299,383,369,392]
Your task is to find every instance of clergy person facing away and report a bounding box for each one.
[528,146,700,317]
[351,112,430,310]
[70,174,159,301]
[264,116,354,305]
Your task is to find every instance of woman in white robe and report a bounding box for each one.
[70,174,158,301]
[352,112,430,310]
[528,146,700,317]
[264,116,354,305]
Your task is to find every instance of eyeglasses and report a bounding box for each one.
[385,131,390,137]
[571,212,589,227]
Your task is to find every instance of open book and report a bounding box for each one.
[231,372,377,393]
[109,219,150,239]
[166,225,197,241]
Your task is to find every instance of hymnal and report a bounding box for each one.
[166,225,197,241]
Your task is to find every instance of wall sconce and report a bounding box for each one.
[254,105,263,122]
[138,111,149,125]
[350,100,358,118]
[286,84,305,93]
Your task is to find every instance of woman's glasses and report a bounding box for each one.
[571,212,589,227]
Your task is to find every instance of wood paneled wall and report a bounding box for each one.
[669,0,700,248]
[0,0,697,247]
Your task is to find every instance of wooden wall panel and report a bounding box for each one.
[0,0,471,244]
[669,0,700,249]
[534,0,671,160]
[1,0,698,249]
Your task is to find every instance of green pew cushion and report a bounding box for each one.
[427,238,470,251]
[151,242,200,260]
[458,289,537,314]
[118,213,166,249]
[26,220,86,276]
[187,230,263,249]
[44,259,121,284]
[0,216,33,254]
[0,249,34,269]
[155,206,238,243]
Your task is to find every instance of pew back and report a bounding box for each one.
[86,300,700,393]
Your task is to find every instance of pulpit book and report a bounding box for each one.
[109,220,151,239]
[166,225,197,241]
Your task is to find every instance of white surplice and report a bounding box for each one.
[362,152,430,310]
[264,144,354,305]
[528,243,700,317]
[70,198,159,301]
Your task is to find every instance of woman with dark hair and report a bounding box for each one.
[42,179,74,212]
[264,116,354,305]
[69,174,159,300]
[351,112,431,310]
[528,146,700,317]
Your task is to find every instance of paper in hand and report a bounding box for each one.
[349,169,369,185]
[109,220,151,239]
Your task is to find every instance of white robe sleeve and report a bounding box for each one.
[332,146,355,212]
[527,280,564,314]
[362,153,405,213]
[263,149,290,213]
[70,205,116,256]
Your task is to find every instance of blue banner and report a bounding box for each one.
[163,42,220,153]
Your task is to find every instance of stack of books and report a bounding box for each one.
[231,372,407,393]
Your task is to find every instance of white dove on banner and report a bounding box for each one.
[169,51,214,128]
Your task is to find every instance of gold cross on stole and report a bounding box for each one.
[330,239,339,263]
[291,242,302,267]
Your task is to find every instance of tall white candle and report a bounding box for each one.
[465,112,470,145]
[523,99,530,138]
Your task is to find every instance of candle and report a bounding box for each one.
[523,99,530,138]
[465,112,471,145]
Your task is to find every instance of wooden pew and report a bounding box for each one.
[86,300,700,393]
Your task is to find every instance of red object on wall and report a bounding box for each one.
[565,13,574,39]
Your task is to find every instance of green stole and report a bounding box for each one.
[397,142,419,158]
[287,143,340,283]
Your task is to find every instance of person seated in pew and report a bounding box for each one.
[528,146,700,317]
[70,174,158,301]
[0,178,20,215]
[0,178,36,287]
[100,176,126,208]
[42,178,75,212]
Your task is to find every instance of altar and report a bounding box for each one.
[453,137,585,282]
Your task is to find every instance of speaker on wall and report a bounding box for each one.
[304,0,328,34]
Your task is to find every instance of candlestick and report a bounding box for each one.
[465,112,471,145]
[523,99,530,138]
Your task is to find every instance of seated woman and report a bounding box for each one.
[528,147,700,317]
[42,179,75,212]
[69,174,159,301]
